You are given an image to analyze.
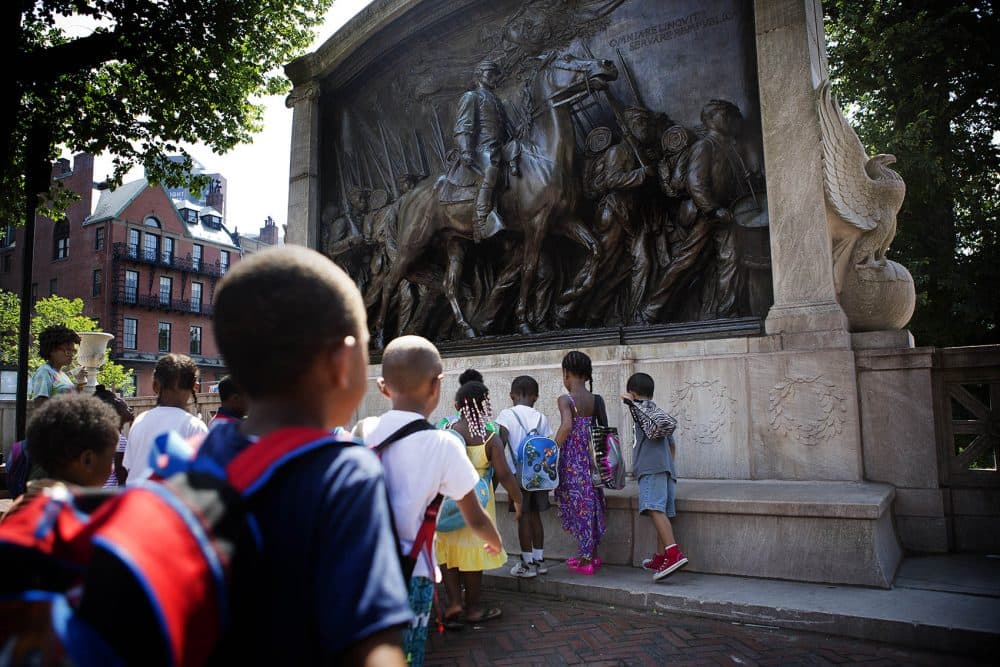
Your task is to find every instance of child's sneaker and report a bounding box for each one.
[510,560,537,578]
[532,559,549,575]
[653,545,688,581]
[641,552,664,571]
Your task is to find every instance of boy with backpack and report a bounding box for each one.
[495,375,555,577]
[623,372,688,581]
[190,246,413,665]
[363,335,503,666]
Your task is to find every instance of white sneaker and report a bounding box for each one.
[532,559,549,575]
[510,560,537,578]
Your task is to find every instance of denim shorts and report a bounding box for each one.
[638,472,676,518]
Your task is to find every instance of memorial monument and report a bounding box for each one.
[286,0,939,588]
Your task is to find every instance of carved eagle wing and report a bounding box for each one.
[817,80,904,233]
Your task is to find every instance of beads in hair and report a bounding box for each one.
[460,394,493,442]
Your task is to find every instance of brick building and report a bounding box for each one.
[0,153,259,396]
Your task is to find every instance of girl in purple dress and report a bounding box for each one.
[553,351,607,575]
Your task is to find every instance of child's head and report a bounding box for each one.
[217,375,248,419]
[510,375,539,406]
[625,372,655,400]
[378,335,443,417]
[213,246,368,427]
[455,380,492,442]
[26,394,119,486]
[458,368,483,386]
[94,384,135,429]
[561,351,593,391]
[153,354,200,407]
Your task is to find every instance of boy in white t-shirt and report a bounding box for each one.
[122,354,208,483]
[364,336,503,666]
[494,375,553,578]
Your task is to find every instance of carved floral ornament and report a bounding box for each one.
[669,379,735,447]
[767,374,846,447]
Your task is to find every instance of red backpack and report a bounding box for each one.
[0,426,341,667]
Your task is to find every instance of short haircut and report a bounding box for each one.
[26,394,119,474]
[213,246,365,398]
[217,375,241,402]
[38,325,81,361]
[381,335,441,394]
[154,353,199,392]
[458,368,483,385]
[626,372,655,398]
[510,375,539,397]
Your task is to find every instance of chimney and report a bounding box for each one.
[205,178,224,215]
[259,216,279,245]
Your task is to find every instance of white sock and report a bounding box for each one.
[532,548,544,562]
[521,551,534,564]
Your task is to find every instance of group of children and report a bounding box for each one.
[3,245,687,666]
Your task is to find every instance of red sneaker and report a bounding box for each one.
[641,552,664,571]
[653,545,688,581]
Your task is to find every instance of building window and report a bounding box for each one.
[192,244,203,271]
[189,325,202,355]
[53,221,69,260]
[158,322,172,353]
[123,317,137,350]
[220,250,230,275]
[1,254,10,273]
[144,216,161,228]
[124,270,138,303]
[191,282,202,313]
[95,226,105,251]
[162,237,174,265]
[49,278,57,296]
[0,225,14,248]
[127,229,140,258]
[143,232,159,262]
[159,276,172,306]
[92,269,102,297]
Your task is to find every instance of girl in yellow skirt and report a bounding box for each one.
[437,380,522,627]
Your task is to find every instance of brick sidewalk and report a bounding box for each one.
[424,589,987,666]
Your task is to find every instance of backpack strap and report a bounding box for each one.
[225,427,344,495]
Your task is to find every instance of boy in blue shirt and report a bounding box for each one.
[197,246,412,665]
[623,372,688,581]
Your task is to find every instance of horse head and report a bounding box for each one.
[535,49,618,108]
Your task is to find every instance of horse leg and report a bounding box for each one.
[557,220,600,303]
[444,236,476,338]
[516,220,547,335]
[374,264,405,349]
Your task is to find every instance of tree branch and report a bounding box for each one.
[20,29,134,84]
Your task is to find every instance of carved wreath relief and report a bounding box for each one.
[767,375,846,447]
[669,379,736,446]
[317,0,772,345]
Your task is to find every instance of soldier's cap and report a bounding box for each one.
[475,59,502,74]
[623,106,654,124]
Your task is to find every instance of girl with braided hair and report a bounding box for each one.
[436,381,522,627]
[554,351,607,574]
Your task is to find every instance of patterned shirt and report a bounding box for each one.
[28,363,76,400]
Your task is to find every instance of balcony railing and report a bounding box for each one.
[112,242,223,277]
[111,290,214,316]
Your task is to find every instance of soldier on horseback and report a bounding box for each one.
[453,59,514,243]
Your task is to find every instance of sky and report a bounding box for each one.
[82,0,374,237]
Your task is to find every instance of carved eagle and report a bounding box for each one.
[817,80,906,294]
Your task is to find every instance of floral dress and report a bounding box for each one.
[435,430,508,572]
[554,394,606,559]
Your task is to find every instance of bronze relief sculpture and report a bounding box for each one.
[318,0,771,346]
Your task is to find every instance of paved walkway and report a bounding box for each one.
[424,588,987,666]
[460,554,1000,663]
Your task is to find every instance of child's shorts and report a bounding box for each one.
[638,472,676,518]
[507,489,551,513]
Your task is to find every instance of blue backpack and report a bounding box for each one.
[506,411,559,492]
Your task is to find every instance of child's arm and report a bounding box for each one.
[455,490,503,554]
[490,426,523,519]
[554,395,574,446]
[669,434,676,462]
[340,628,406,667]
